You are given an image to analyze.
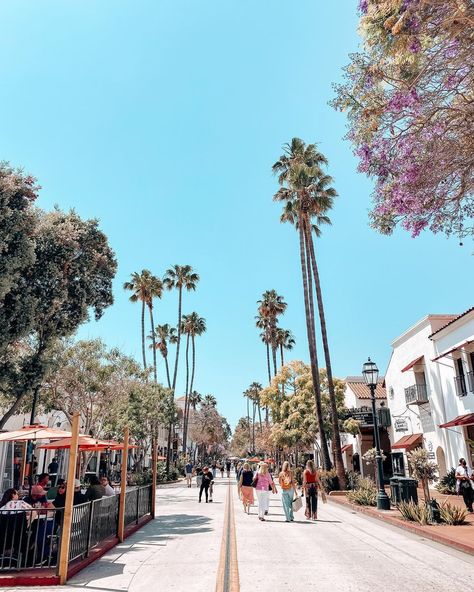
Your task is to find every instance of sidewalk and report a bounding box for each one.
[328,488,474,556]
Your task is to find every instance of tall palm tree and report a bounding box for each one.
[149,324,177,389]
[188,390,202,410]
[202,394,217,407]
[163,265,200,392]
[275,328,295,368]
[255,313,273,386]
[181,312,206,453]
[244,391,251,445]
[257,290,287,376]
[248,382,263,432]
[272,138,345,486]
[124,270,163,381]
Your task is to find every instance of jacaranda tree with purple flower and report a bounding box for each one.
[332,0,473,238]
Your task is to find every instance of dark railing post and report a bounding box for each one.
[136,487,140,524]
[85,501,94,557]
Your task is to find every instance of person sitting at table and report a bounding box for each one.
[36,473,50,489]
[23,485,54,509]
[0,489,32,512]
[85,475,106,501]
[73,479,87,504]
[100,476,115,496]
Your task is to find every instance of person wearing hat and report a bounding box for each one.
[23,485,54,509]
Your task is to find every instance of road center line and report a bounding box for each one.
[215,479,240,592]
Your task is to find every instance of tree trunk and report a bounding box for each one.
[0,391,29,429]
[272,346,278,377]
[164,355,171,389]
[182,334,190,455]
[252,402,256,453]
[246,396,251,445]
[280,345,285,397]
[257,404,262,433]
[184,335,196,457]
[148,304,157,383]
[298,219,331,470]
[165,425,172,475]
[141,300,147,370]
[172,287,182,392]
[305,217,345,488]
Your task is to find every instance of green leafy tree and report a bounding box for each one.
[0,208,116,428]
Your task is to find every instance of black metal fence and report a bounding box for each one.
[0,508,60,570]
[0,485,153,573]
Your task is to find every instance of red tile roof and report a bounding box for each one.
[429,307,474,338]
[345,377,387,400]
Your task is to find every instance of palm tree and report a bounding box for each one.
[181,312,206,453]
[273,138,336,472]
[163,265,200,393]
[275,328,295,368]
[149,324,177,389]
[188,390,202,410]
[248,382,263,432]
[257,290,287,376]
[255,313,273,386]
[124,270,163,381]
[202,394,217,407]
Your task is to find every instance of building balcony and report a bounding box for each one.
[454,375,468,397]
[405,384,429,405]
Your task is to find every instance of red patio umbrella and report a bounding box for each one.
[37,436,139,451]
[0,425,73,442]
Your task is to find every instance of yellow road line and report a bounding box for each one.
[215,480,240,592]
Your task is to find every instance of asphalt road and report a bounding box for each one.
[8,474,474,592]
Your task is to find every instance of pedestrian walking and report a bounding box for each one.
[211,461,217,479]
[302,460,323,521]
[238,462,254,514]
[219,463,225,478]
[253,462,276,521]
[278,461,298,522]
[199,466,213,503]
[196,467,203,489]
[185,461,193,488]
[225,459,231,478]
[456,457,474,513]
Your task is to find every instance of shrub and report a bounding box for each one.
[319,469,339,493]
[398,501,431,525]
[346,478,377,506]
[439,501,468,525]
[436,468,457,495]
[407,448,438,502]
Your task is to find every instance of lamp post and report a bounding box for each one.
[362,358,391,511]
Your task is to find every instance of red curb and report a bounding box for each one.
[329,496,474,556]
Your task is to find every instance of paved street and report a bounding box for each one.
[8,475,474,592]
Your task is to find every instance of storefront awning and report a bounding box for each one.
[439,413,474,429]
[401,356,424,373]
[391,433,422,449]
[341,444,353,454]
[432,340,473,362]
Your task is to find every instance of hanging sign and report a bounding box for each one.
[394,418,408,432]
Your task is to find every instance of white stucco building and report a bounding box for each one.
[341,377,391,479]
[385,308,474,478]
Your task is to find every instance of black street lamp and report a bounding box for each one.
[362,358,391,511]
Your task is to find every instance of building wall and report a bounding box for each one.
[385,314,474,476]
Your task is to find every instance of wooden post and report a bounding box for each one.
[117,426,129,542]
[57,413,80,585]
[151,438,157,519]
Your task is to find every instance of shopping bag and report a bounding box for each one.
[292,496,303,512]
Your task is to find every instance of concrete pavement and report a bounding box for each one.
[7,474,474,592]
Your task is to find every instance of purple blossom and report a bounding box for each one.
[409,37,421,53]
[358,0,368,15]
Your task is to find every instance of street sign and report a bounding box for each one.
[346,407,373,426]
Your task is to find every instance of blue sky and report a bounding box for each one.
[1,1,472,428]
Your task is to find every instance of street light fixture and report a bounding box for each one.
[362,357,391,511]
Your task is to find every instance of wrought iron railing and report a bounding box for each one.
[68,502,92,562]
[0,485,153,573]
[454,375,467,397]
[405,383,429,405]
[88,495,119,550]
[0,508,60,571]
